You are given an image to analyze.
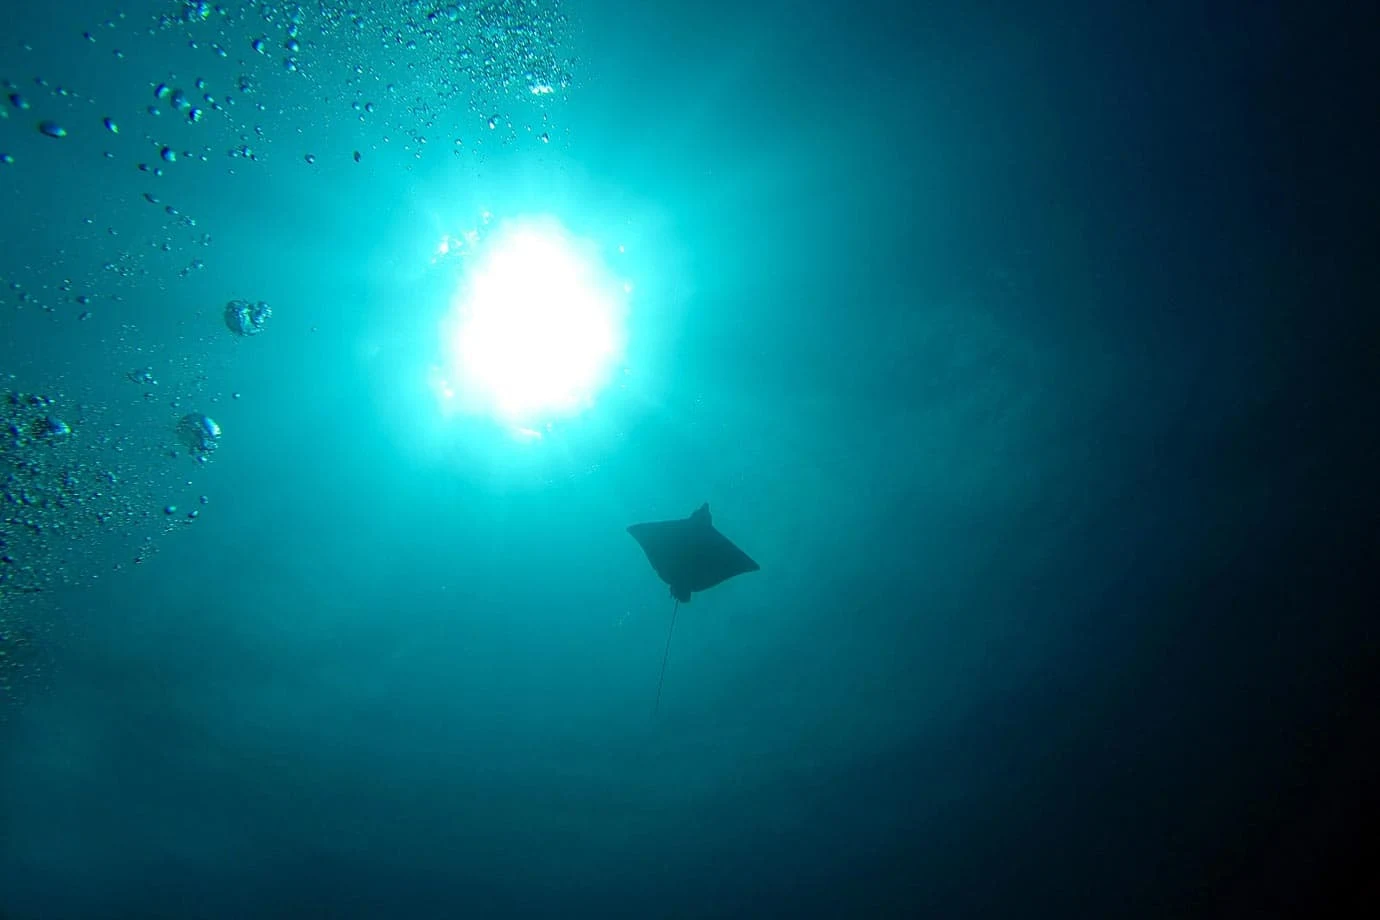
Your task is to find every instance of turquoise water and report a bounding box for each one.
[2,1,1375,917]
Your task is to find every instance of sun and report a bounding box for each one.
[437,217,627,426]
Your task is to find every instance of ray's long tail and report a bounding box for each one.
[654,599,680,715]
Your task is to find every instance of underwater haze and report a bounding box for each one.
[2,1,1376,918]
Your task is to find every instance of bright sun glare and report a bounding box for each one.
[437,217,626,427]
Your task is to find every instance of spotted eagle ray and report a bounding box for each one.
[627,503,760,713]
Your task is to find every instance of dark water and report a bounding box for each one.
[1,1,1374,917]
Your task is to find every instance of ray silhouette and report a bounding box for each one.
[627,503,759,713]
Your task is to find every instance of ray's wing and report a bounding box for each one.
[691,526,761,592]
[627,519,693,588]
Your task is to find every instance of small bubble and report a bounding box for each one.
[304,153,316,164]
[38,120,67,138]
[154,83,170,99]
[160,146,175,162]
[164,505,177,515]
[8,93,30,110]
[103,116,118,133]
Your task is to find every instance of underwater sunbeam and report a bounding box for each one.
[435,216,627,427]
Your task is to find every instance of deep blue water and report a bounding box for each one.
[1,1,1375,917]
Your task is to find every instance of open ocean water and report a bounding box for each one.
[1,1,1375,917]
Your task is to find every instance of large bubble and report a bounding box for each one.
[224,299,273,336]
[177,412,222,458]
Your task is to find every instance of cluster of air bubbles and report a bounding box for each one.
[138,0,575,161]
[176,0,214,25]
[223,299,272,336]
[4,0,581,703]
[0,619,38,701]
[3,385,205,706]
[151,82,207,123]
[35,415,72,440]
[3,397,72,448]
[176,412,221,460]
[428,4,463,24]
